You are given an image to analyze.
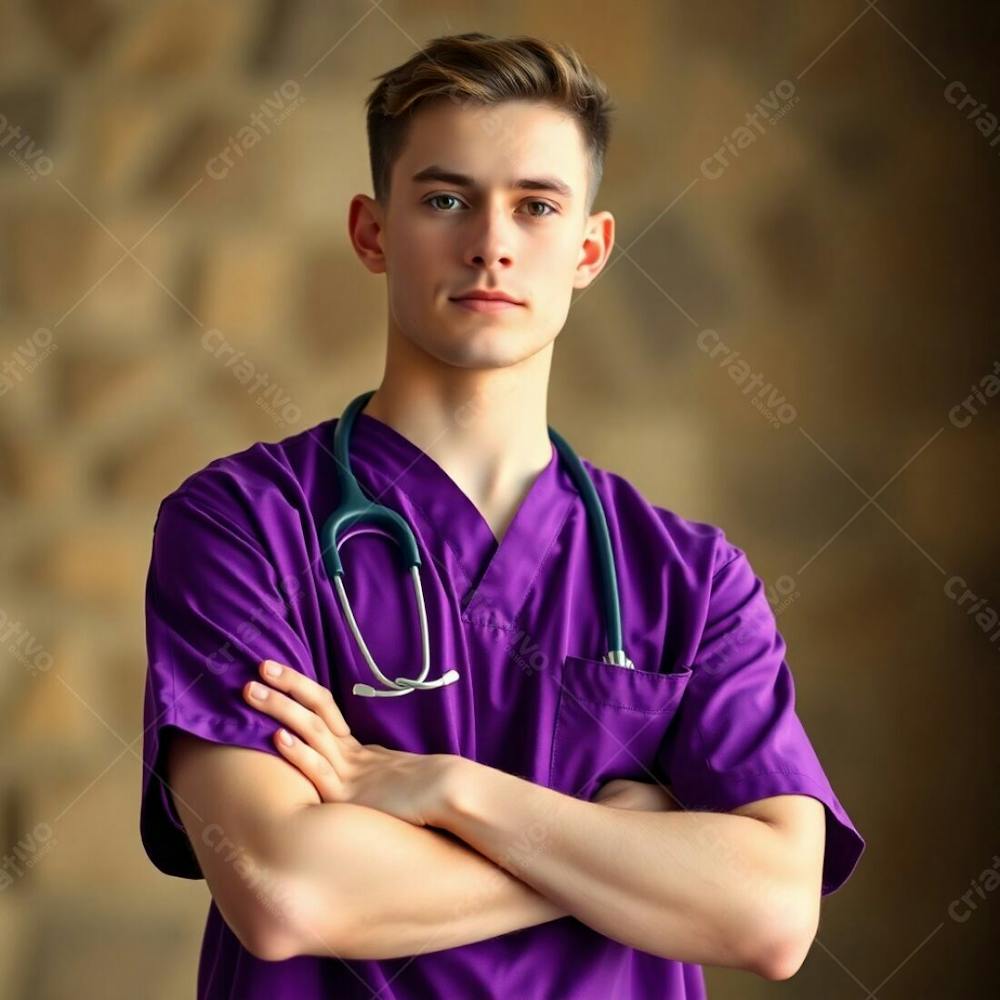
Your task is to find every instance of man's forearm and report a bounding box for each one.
[271,800,567,960]
[429,760,812,977]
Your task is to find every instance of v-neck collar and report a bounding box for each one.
[345,410,578,629]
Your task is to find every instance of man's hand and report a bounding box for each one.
[242,659,456,828]
[592,778,683,812]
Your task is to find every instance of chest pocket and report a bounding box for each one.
[548,655,693,800]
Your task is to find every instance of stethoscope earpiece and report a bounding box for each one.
[351,670,460,698]
[393,670,460,690]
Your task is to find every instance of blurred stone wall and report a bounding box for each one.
[1,1,997,998]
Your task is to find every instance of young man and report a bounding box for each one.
[140,32,864,999]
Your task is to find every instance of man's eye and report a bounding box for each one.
[426,194,464,211]
[424,195,557,217]
[523,200,557,218]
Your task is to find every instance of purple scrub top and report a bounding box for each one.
[140,410,865,999]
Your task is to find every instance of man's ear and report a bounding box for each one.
[573,210,615,290]
[348,194,387,275]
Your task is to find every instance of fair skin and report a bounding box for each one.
[166,96,826,977]
[237,660,823,977]
[348,95,613,540]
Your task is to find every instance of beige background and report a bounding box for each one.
[1,1,998,997]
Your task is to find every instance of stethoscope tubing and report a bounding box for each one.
[318,390,633,697]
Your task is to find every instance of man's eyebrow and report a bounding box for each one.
[410,165,573,200]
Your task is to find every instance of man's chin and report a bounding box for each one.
[427,339,541,371]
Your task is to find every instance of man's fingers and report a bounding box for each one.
[273,728,344,803]
[243,680,342,758]
[593,778,635,801]
[593,778,681,812]
[257,660,352,737]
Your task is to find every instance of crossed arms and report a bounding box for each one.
[164,662,825,980]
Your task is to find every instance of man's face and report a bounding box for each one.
[352,98,613,371]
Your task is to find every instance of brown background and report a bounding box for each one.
[1,1,998,997]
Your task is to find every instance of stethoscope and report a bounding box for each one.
[319,390,635,697]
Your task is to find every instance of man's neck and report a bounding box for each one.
[359,350,555,544]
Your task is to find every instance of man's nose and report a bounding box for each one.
[464,205,515,268]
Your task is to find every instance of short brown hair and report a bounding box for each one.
[364,32,615,216]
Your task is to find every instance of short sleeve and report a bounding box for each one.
[658,542,866,896]
[139,490,315,879]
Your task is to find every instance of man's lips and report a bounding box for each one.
[450,288,523,303]
[449,296,524,313]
